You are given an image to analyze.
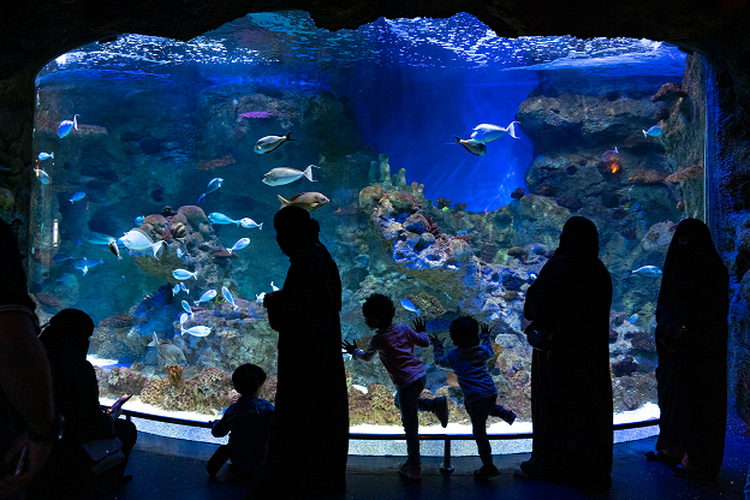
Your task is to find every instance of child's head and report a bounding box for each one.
[232,363,267,397]
[362,293,395,330]
[449,316,480,348]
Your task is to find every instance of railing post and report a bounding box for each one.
[440,437,454,474]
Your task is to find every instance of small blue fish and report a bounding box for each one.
[198,178,223,203]
[630,313,639,324]
[38,152,54,161]
[601,146,618,162]
[69,192,85,204]
[228,237,250,254]
[630,265,663,277]
[121,275,126,282]
[208,212,238,225]
[57,114,79,138]
[400,298,420,316]
[444,291,453,300]
[172,268,198,281]
[194,289,217,306]
[221,286,238,310]
[181,300,193,316]
[179,282,189,294]
[134,216,145,226]
[529,273,538,281]
[52,254,73,263]
[172,284,180,295]
[176,248,183,258]
[642,125,663,138]
[73,257,102,275]
[35,168,50,184]
[457,230,467,236]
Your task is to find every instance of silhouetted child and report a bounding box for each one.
[342,293,448,481]
[206,364,274,478]
[430,316,516,479]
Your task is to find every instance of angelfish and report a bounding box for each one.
[470,121,520,143]
[254,132,292,154]
[454,137,487,156]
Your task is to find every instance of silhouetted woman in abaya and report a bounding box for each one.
[261,206,349,499]
[519,216,613,492]
[648,218,728,480]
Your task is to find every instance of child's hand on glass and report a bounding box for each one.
[428,333,441,345]
[413,317,426,333]
[341,339,358,354]
[481,323,494,337]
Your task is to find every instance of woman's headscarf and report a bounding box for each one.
[557,216,600,259]
[39,308,95,358]
[274,205,321,256]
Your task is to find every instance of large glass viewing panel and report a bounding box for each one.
[30,11,701,444]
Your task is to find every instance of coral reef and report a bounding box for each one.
[139,367,238,414]
[165,365,184,385]
[95,366,149,398]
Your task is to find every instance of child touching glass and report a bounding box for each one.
[342,293,448,480]
[430,316,516,479]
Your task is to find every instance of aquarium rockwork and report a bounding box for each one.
[29,10,704,449]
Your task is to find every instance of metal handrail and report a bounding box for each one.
[119,407,658,473]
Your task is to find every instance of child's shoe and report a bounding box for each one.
[399,461,422,480]
[433,396,449,428]
[491,406,516,425]
[474,464,499,479]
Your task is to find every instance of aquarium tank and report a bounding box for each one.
[29,10,704,447]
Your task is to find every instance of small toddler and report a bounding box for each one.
[206,363,274,478]
[342,293,448,481]
[430,316,516,479]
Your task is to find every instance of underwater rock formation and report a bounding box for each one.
[139,366,238,414]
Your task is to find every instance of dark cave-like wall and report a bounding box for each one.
[3,0,750,423]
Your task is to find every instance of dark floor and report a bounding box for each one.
[99,430,750,500]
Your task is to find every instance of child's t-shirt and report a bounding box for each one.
[353,323,429,389]
[211,395,274,468]
[433,331,497,403]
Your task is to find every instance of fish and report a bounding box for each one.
[120,228,164,258]
[238,218,263,230]
[630,313,639,324]
[182,325,212,337]
[221,286,238,310]
[73,257,103,275]
[176,248,184,258]
[57,114,80,138]
[278,192,329,211]
[181,300,193,316]
[351,384,368,394]
[228,237,250,254]
[400,298,420,316]
[642,125,663,138]
[52,254,73,263]
[470,121,520,143]
[69,192,85,204]
[85,231,117,246]
[454,136,487,156]
[197,177,223,203]
[37,152,54,161]
[208,212,238,225]
[255,292,266,303]
[107,240,121,260]
[630,265,663,277]
[194,289,217,306]
[529,273,538,281]
[262,165,319,186]
[601,146,619,162]
[35,168,50,184]
[179,313,189,332]
[172,284,180,295]
[134,215,145,226]
[271,281,279,291]
[172,268,198,281]
[148,332,187,364]
[254,133,292,154]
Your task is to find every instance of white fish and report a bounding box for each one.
[271,281,279,291]
[256,292,266,303]
[454,137,487,156]
[120,229,164,258]
[278,192,329,211]
[351,384,368,394]
[630,265,663,277]
[180,313,188,326]
[262,165,319,186]
[194,289,217,306]
[181,300,193,316]
[38,152,54,161]
[181,325,211,337]
[208,212,238,225]
[221,286,238,310]
[173,268,197,281]
[57,114,79,138]
[470,121,520,143]
[34,167,50,184]
[179,282,189,295]
[238,218,263,230]
[254,133,292,154]
[176,248,184,258]
[228,238,250,254]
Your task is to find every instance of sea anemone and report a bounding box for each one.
[165,365,184,385]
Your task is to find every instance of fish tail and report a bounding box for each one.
[278,194,290,208]
[454,136,462,143]
[285,132,293,141]
[303,165,317,182]
[259,222,263,230]
[152,241,164,258]
[197,193,206,203]
[50,152,54,159]
[73,114,79,130]
[642,130,648,137]
[227,248,233,254]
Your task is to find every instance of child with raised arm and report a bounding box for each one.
[430,316,516,479]
[206,364,274,479]
[342,293,448,481]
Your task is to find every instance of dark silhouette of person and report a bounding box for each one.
[518,216,613,492]
[29,309,137,499]
[648,218,728,480]
[260,206,348,499]
[0,219,57,499]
